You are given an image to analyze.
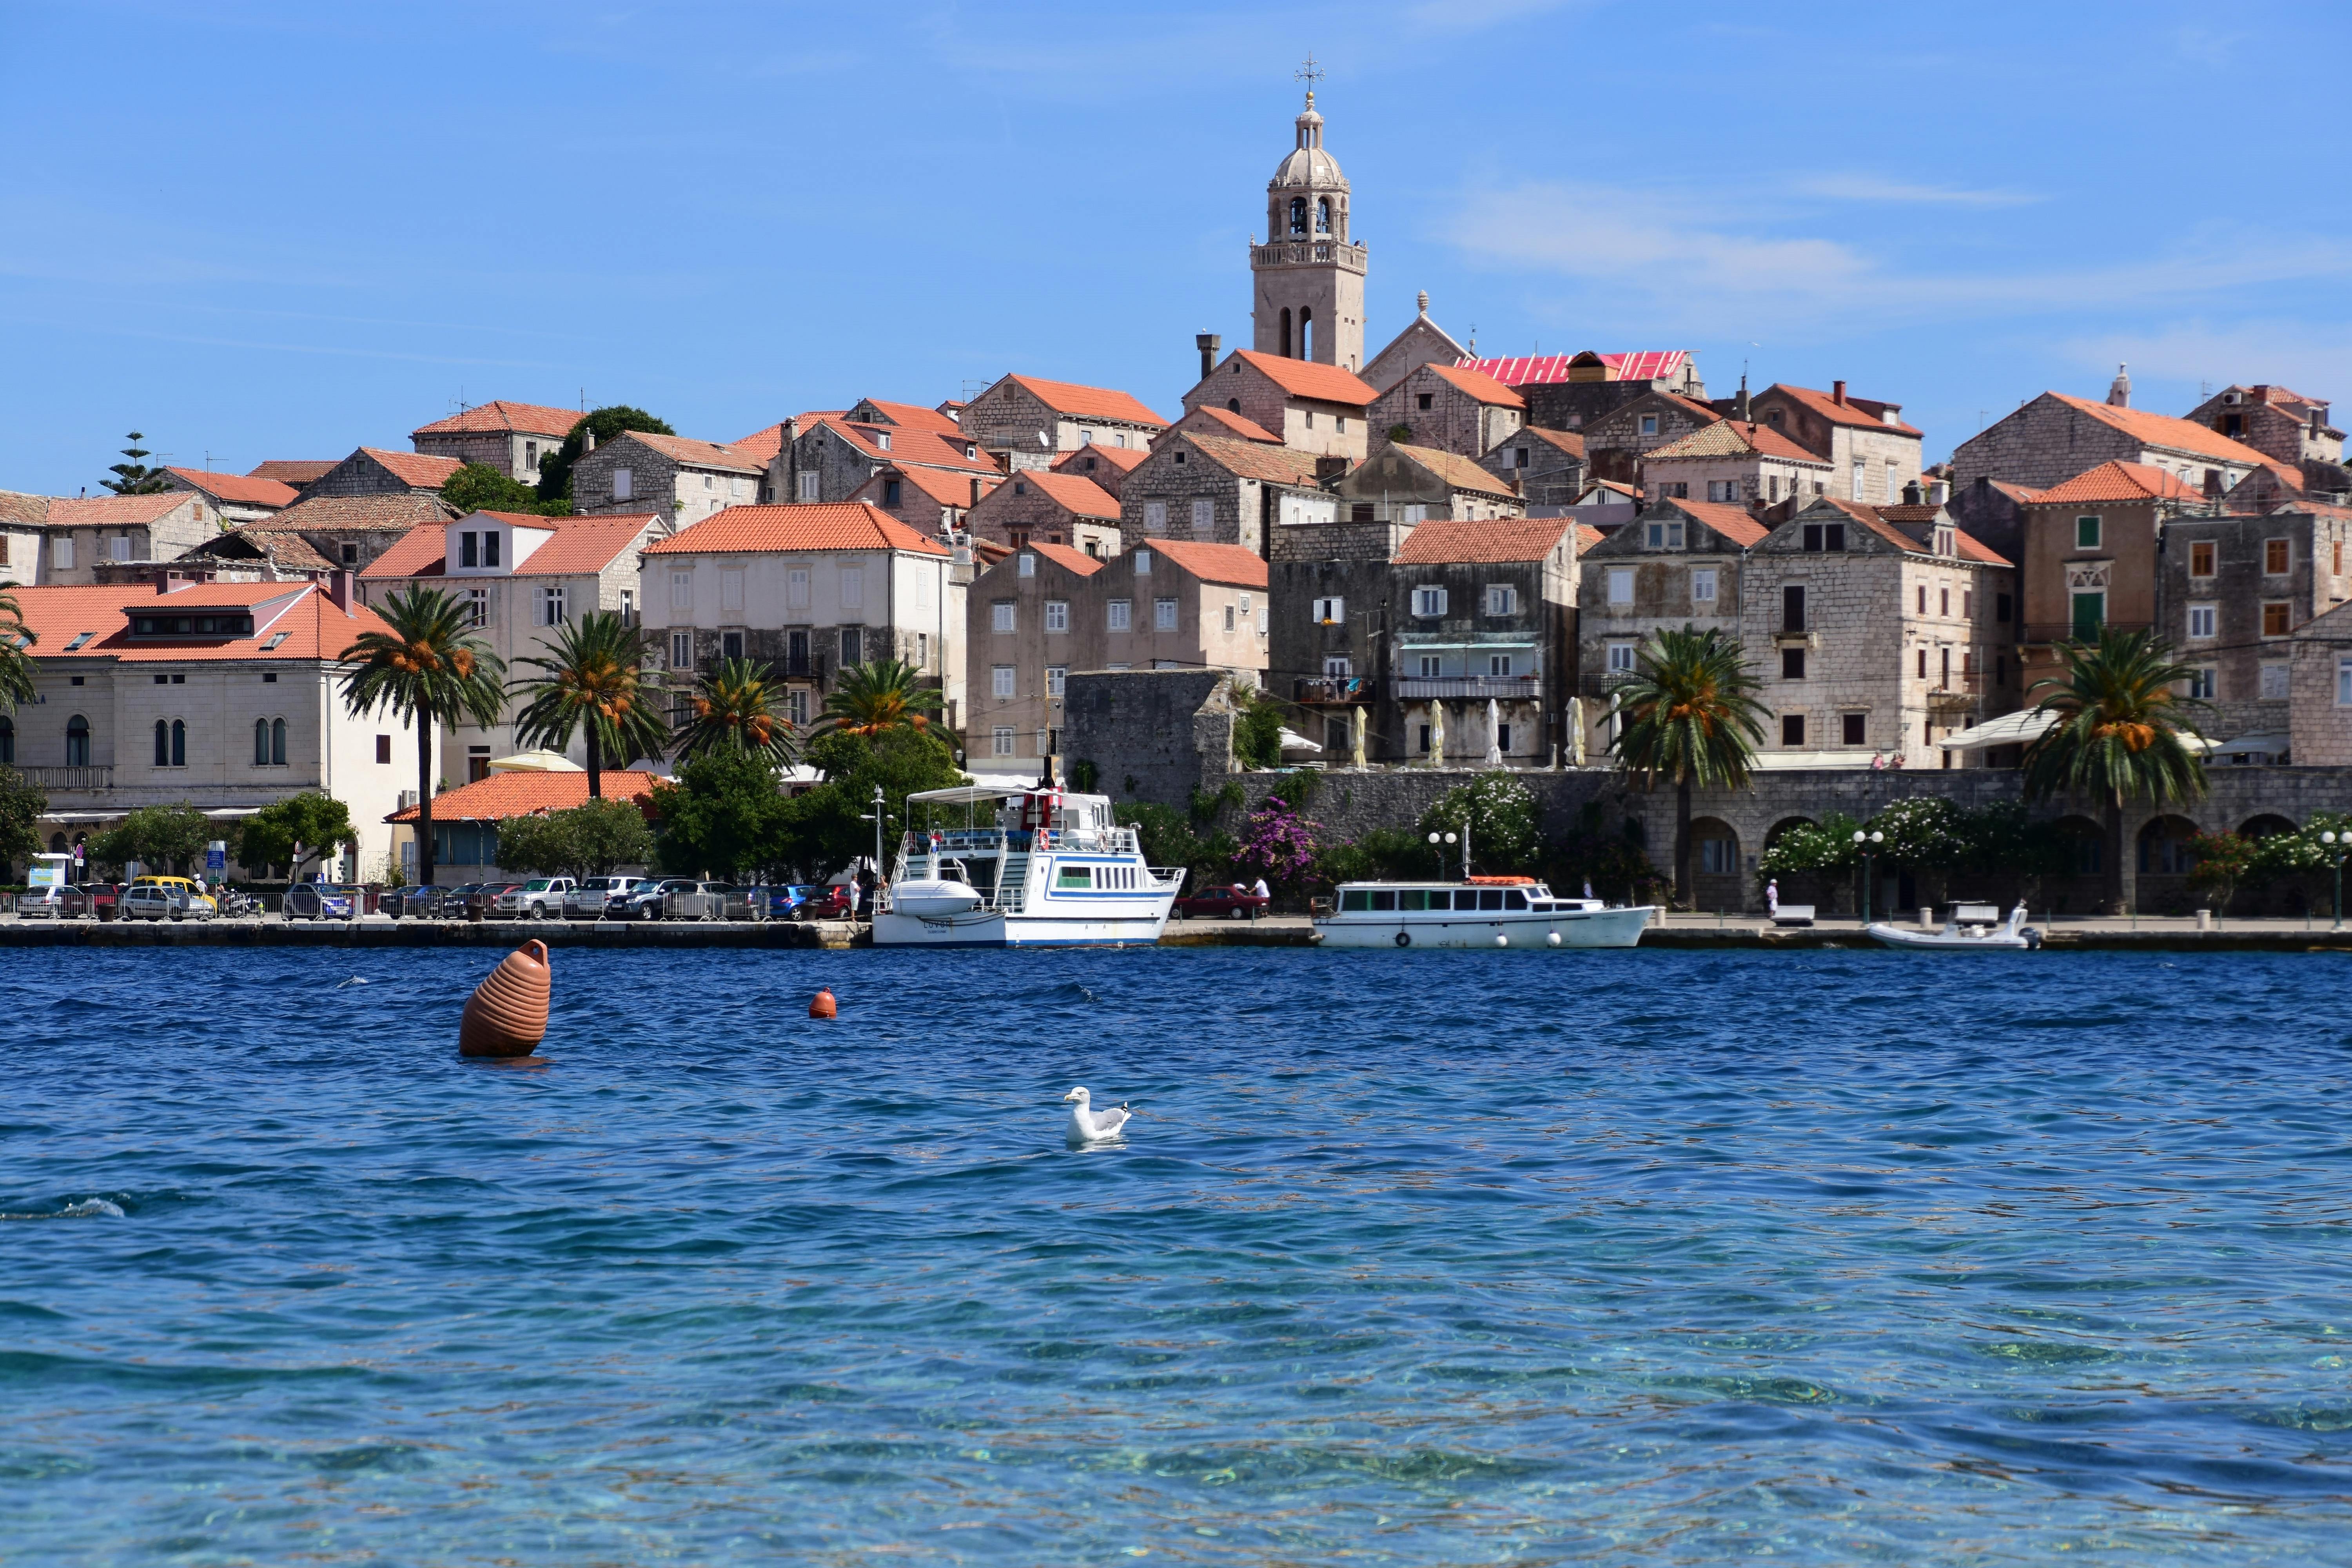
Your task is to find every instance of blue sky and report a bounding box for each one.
[4,0,2347,495]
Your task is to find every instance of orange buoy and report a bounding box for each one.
[809,987,838,1020]
[459,939,552,1058]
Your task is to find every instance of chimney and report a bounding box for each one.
[2107,362,2132,409]
[1832,379,1847,407]
[1902,479,1923,505]
[328,569,352,610]
[969,476,982,509]
[1196,332,1221,381]
[583,427,597,452]
[1734,373,1750,423]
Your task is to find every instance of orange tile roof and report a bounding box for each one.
[1573,523,1607,552]
[1389,443,1521,499]
[1016,471,1120,519]
[728,424,786,466]
[1420,363,1526,408]
[388,769,664,824]
[859,464,996,510]
[1392,515,1578,564]
[1801,498,2012,567]
[1055,442,1150,474]
[1145,538,1268,588]
[248,459,336,485]
[1644,420,1827,465]
[1024,541,1105,577]
[411,400,583,439]
[1764,385,1923,437]
[46,492,195,528]
[1181,434,1327,487]
[1582,479,1639,501]
[644,503,948,557]
[811,418,995,474]
[243,493,457,534]
[360,512,664,581]
[1951,529,2010,566]
[0,490,50,526]
[1181,406,1284,443]
[620,432,765,474]
[2045,392,2273,468]
[10,581,392,664]
[2029,459,2207,505]
[1511,427,1587,461]
[357,448,464,489]
[164,467,301,507]
[1230,350,1376,406]
[1002,375,1167,427]
[856,398,964,436]
[1668,497,1771,546]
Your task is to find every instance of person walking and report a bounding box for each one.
[1766,878,1780,919]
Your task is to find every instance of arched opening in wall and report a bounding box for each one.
[49,832,66,853]
[1289,196,1307,236]
[2045,814,2105,914]
[1279,308,1292,359]
[1763,816,1817,851]
[2239,813,2296,840]
[1300,308,1314,361]
[0,715,12,766]
[1227,398,1241,414]
[1316,197,1330,234]
[1689,817,1744,913]
[65,715,89,767]
[2137,813,2201,911]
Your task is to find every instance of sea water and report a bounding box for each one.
[2,947,2348,1564]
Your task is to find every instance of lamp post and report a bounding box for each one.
[2325,830,2349,931]
[1853,829,1885,924]
[1428,830,1457,881]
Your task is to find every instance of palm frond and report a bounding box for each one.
[671,657,804,766]
[821,657,943,737]
[2021,627,2210,809]
[1604,625,1770,790]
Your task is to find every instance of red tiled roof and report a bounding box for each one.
[1581,479,1639,501]
[243,493,457,534]
[1388,443,1521,500]
[356,448,464,489]
[0,490,50,526]
[388,769,664,824]
[2030,459,2206,505]
[2044,392,2272,468]
[1644,419,1827,465]
[1054,442,1150,474]
[361,512,665,581]
[1761,385,1922,437]
[1573,523,1607,552]
[1145,538,1268,588]
[620,432,764,474]
[1952,529,2010,566]
[1392,515,1578,564]
[1180,434,1328,487]
[856,398,964,436]
[728,424,787,466]
[858,464,996,511]
[1802,498,2013,567]
[1419,363,1526,408]
[163,467,301,507]
[1511,427,1587,461]
[411,400,583,439]
[1230,350,1376,406]
[248,460,336,485]
[46,492,195,528]
[644,503,949,557]
[1457,351,1691,387]
[1002,375,1167,427]
[812,418,995,474]
[10,581,392,664]
[1669,498,1771,546]
[1025,541,1105,577]
[1182,406,1284,443]
[1016,471,1120,520]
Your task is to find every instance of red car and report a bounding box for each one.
[794,885,855,921]
[1173,883,1269,920]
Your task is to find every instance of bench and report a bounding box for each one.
[1770,904,1815,927]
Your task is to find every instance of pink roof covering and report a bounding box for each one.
[1455,351,1691,387]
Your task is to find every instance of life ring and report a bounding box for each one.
[1394,931,1410,947]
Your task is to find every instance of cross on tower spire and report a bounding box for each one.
[1294,51,1325,103]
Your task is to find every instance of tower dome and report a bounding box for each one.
[1270,92,1348,190]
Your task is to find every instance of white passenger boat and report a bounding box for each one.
[1867,902,2042,951]
[1314,877,1653,949]
[872,784,1184,947]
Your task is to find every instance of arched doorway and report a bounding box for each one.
[2136,814,2202,914]
[1689,817,1743,913]
[2238,813,2296,840]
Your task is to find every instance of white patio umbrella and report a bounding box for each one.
[1350,704,1368,769]
[1483,698,1503,766]
[487,749,583,772]
[1429,702,1445,768]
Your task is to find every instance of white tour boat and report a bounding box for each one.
[1314,876,1654,949]
[872,784,1184,947]
[1866,902,2042,951]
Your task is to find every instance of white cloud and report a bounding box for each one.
[1794,173,2040,208]
[2060,323,2352,401]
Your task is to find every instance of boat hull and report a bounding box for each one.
[871,907,1174,948]
[1314,906,1653,949]
[1866,922,2040,951]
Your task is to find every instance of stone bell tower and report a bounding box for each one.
[1250,58,1367,372]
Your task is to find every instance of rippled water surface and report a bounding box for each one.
[4,946,2350,1564]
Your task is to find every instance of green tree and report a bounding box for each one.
[0,590,38,711]
[1864,797,1967,872]
[510,610,669,798]
[2020,628,2210,914]
[495,799,657,877]
[1607,626,1769,906]
[442,463,571,518]
[0,766,45,878]
[1230,683,1287,769]
[671,656,804,764]
[1541,804,1667,908]
[1417,771,1543,875]
[1114,801,1237,894]
[238,792,357,879]
[2187,830,2255,915]
[337,585,508,887]
[786,726,965,878]
[93,802,217,876]
[822,657,942,736]
[650,750,795,879]
[534,405,671,505]
[102,431,173,495]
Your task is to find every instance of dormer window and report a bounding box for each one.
[460,531,477,568]
[876,432,891,450]
[130,612,255,637]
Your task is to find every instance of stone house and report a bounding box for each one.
[303,447,463,500]
[1118,433,1330,554]
[962,470,1122,556]
[1267,514,1412,761]
[1577,389,1720,487]
[1576,498,1766,759]
[1334,443,1522,523]
[161,468,299,525]
[2160,503,2352,749]
[1359,292,1470,393]
[769,414,993,505]
[2287,595,2352,766]
[246,460,337,493]
[16,492,224,584]
[1944,476,2039,579]
[1183,350,1374,461]
[957,374,1166,472]
[1049,441,1150,500]
[1166,405,1284,446]
[183,493,456,579]
[1095,539,1269,687]
[639,503,962,734]
[1478,427,1587,508]
[573,431,763,528]
[1737,498,2017,769]
[1746,382,1923,505]
[2183,384,2343,472]
[846,463,997,536]
[1366,361,1523,459]
[1951,388,2272,495]
[1637,418,1833,510]
[1390,515,1583,768]
[2013,461,2201,706]
[409,400,584,485]
[1472,350,1706,436]
[4,579,412,882]
[357,508,670,792]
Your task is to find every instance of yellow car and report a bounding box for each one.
[129,876,220,915]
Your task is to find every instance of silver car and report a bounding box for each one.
[563,876,639,919]
[661,881,727,921]
[492,877,575,919]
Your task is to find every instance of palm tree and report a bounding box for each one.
[0,589,40,714]
[508,611,670,799]
[823,657,942,736]
[1606,626,1770,907]
[338,586,508,888]
[671,657,802,766]
[2021,628,2210,914]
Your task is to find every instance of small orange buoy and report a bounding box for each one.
[460,939,552,1058]
[809,987,837,1020]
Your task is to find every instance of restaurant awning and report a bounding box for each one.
[1936,709,2056,751]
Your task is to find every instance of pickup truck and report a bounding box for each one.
[564,876,639,919]
[493,877,575,919]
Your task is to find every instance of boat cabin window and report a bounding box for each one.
[1479,889,1506,911]
[1502,890,1528,911]
[1397,889,1429,911]
[1341,889,1371,911]
[1369,890,1397,911]
[1056,866,1093,889]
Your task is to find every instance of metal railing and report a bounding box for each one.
[1294,675,1372,704]
[15,766,113,790]
[1394,675,1543,700]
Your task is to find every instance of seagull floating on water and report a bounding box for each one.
[1062,1086,1133,1145]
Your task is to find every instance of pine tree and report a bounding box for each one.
[102,432,173,495]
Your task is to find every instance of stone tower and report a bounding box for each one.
[1251,86,1367,372]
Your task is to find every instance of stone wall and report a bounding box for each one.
[1119,440,1260,552]
[573,437,681,523]
[1065,669,1238,804]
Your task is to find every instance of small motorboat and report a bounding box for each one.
[1867,902,2041,951]
[887,860,988,920]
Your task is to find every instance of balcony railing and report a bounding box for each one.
[1395,675,1543,701]
[1294,675,1373,704]
[1249,240,1368,272]
[15,765,113,791]
[2021,620,2153,645]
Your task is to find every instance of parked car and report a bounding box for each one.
[125,882,218,921]
[129,876,220,918]
[721,885,773,921]
[564,876,640,919]
[766,883,822,919]
[492,877,575,919]
[1173,883,1269,920]
[610,877,696,920]
[59,883,126,920]
[662,881,728,921]
[464,882,520,919]
[795,884,854,922]
[284,882,358,920]
[391,884,456,919]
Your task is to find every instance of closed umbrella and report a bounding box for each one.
[1429,703,1445,768]
[1351,705,1367,769]
[1483,698,1503,767]
[1570,697,1587,767]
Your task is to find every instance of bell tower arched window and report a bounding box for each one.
[1279,308,1292,358]
[1300,309,1314,361]
[1316,197,1330,234]
[253,718,270,766]
[153,719,169,767]
[1288,196,1307,237]
[271,718,286,766]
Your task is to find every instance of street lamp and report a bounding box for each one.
[1428,829,1457,880]
[1853,829,1885,924]
[2325,831,2349,931]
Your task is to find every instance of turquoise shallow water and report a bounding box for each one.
[2,946,2349,1564]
